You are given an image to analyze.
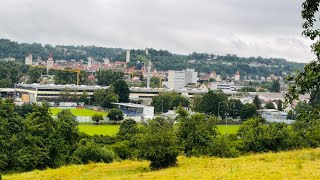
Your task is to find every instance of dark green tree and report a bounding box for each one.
[240,103,257,120]
[277,100,283,111]
[287,110,294,120]
[116,119,139,141]
[114,80,130,103]
[228,99,243,119]
[138,117,179,170]
[28,67,43,83]
[195,90,228,118]
[265,102,276,109]
[91,113,104,123]
[176,109,218,156]
[270,80,280,92]
[107,109,124,121]
[253,95,262,109]
[237,117,291,153]
[93,88,119,109]
[96,70,124,86]
[151,92,189,113]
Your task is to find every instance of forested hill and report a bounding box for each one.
[0,39,304,77]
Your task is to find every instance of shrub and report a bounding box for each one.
[111,141,132,159]
[237,117,291,153]
[209,134,240,158]
[116,119,138,141]
[72,139,115,164]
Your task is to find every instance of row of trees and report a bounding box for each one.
[151,90,262,121]
[193,90,258,120]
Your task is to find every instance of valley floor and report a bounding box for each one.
[4,148,320,180]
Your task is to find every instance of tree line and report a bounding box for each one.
[2,98,320,173]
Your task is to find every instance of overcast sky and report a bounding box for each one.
[0,0,315,62]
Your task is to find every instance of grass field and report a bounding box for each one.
[78,124,240,136]
[78,124,120,136]
[50,108,107,117]
[5,148,320,179]
[217,125,240,134]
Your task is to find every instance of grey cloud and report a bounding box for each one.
[0,0,315,62]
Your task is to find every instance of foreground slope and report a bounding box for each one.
[5,148,320,180]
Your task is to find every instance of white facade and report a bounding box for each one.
[103,58,110,65]
[25,54,33,65]
[167,69,197,89]
[47,60,54,69]
[210,82,236,91]
[168,71,187,89]
[185,69,197,85]
[126,50,130,63]
[87,57,94,68]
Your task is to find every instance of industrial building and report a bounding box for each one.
[167,69,197,89]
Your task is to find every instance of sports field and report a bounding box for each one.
[50,108,107,117]
[78,124,240,136]
[78,124,120,136]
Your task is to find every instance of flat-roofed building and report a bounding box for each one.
[167,69,197,89]
[14,83,109,103]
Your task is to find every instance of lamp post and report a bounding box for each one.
[218,102,221,119]
[161,98,164,113]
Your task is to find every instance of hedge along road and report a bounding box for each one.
[78,124,240,136]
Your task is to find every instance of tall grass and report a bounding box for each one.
[5,148,320,179]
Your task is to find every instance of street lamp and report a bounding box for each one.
[161,98,164,113]
[218,102,221,119]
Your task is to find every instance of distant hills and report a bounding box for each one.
[0,39,304,78]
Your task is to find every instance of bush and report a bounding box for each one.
[138,117,180,170]
[237,117,291,153]
[111,141,132,159]
[72,139,115,164]
[116,119,138,141]
[209,135,240,158]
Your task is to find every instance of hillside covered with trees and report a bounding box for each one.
[0,39,304,78]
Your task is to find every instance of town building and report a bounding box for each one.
[126,50,130,63]
[235,70,240,81]
[210,82,236,91]
[25,54,33,65]
[167,69,197,89]
[47,53,54,69]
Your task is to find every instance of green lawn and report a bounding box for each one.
[78,124,240,136]
[50,108,107,117]
[217,125,240,134]
[78,124,120,136]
